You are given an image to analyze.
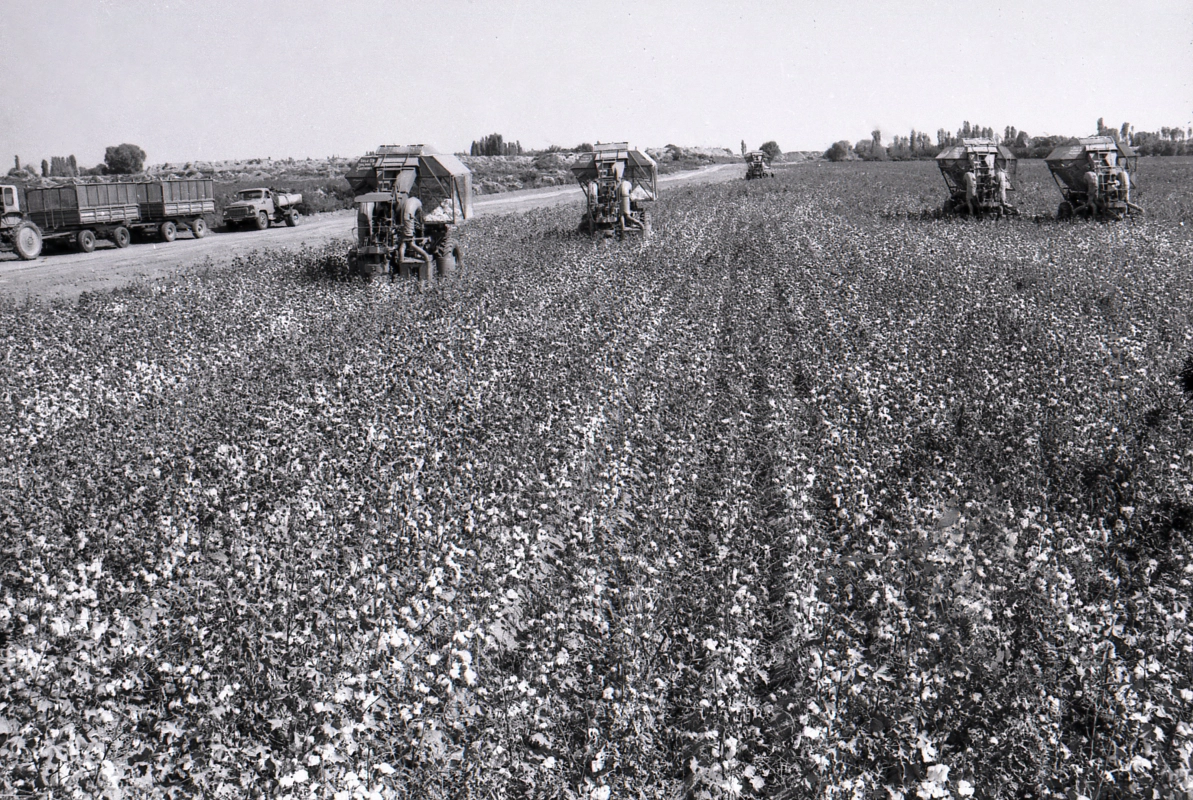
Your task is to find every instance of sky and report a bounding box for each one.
[1,0,1190,167]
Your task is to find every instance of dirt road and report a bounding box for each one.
[0,163,746,301]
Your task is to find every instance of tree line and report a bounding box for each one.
[7,144,148,180]
[825,118,1192,162]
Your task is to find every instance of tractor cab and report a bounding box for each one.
[1,185,19,215]
[570,142,657,238]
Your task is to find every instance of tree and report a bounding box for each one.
[824,141,853,161]
[41,159,50,177]
[104,143,146,174]
[759,141,782,160]
[741,140,747,157]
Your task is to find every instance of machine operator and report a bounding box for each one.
[398,195,431,265]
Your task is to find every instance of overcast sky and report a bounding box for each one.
[2,0,1190,166]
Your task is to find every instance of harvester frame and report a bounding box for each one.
[345,145,471,280]
[745,151,773,180]
[570,143,657,239]
[1045,136,1142,221]
[935,138,1018,218]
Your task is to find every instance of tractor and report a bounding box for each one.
[745,150,773,179]
[1045,136,1142,220]
[936,138,1018,217]
[345,145,471,280]
[570,142,656,238]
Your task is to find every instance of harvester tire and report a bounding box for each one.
[452,244,463,269]
[77,229,96,253]
[159,221,177,242]
[642,211,652,239]
[255,211,269,231]
[13,222,42,260]
[112,226,131,248]
[1057,201,1073,220]
[191,217,208,238]
[285,212,298,228]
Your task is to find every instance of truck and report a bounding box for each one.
[222,188,302,231]
[1,181,142,257]
[133,178,215,241]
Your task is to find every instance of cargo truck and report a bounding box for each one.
[222,188,302,231]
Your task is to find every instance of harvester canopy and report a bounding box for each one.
[1044,136,1137,194]
[936,138,1017,186]
[346,145,472,224]
[746,150,769,163]
[570,142,658,200]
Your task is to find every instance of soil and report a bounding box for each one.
[0,163,749,301]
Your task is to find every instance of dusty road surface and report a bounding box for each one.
[0,162,746,301]
[0,160,749,301]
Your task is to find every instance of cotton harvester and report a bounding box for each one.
[345,145,472,280]
[1045,136,1142,220]
[936,138,1018,217]
[744,150,773,179]
[570,142,656,238]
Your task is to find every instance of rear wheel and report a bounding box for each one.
[452,244,463,269]
[112,226,131,248]
[191,217,208,238]
[77,229,96,253]
[160,221,177,242]
[255,211,269,230]
[285,212,298,227]
[13,222,42,260]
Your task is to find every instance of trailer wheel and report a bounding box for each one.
[112,226,131,248]
[191,217,208,239]
[285,212,298,227]
[13,222,42,260]
[159,221,177,242]
[77,229,96,253]
[255,211,269,231]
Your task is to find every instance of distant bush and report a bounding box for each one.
[103,143,147,174]
[824,141,854,162]
[759,141,782,160]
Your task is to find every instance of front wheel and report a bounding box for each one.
[255,211,269,230]
[13,222,42,260]
[112,226,131,248]
[160,221,177,242]
[191,217,208,238]
[77,229,96,253]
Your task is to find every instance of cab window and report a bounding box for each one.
[2,187,13,208]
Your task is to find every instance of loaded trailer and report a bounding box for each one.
[133,178,215,241]
[0,177,215,259]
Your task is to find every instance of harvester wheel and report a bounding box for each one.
[452,244,463,268]
[13,222,42,260]
[255,211,269,231]
[1057,201,1073,220]
[285,212,298,227]
[191,217,208,238]
[642,211,652,239]
[112,226,131,248]
[159,221,177,242]
[77,229,96,253]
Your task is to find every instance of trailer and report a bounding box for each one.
[132,178,215,241]
[5,182,142,255]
